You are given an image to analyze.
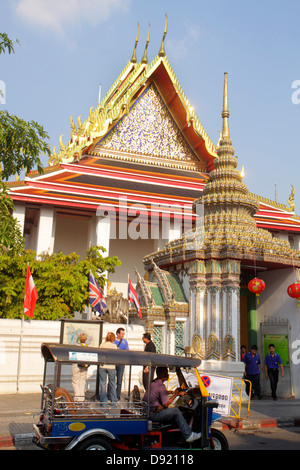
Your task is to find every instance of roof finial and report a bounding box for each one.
[222,72,230,139]
[158,14,168,57]
[130,23,139,64]
[141,24,150,64]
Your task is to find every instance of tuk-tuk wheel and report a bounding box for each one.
[76,437,113,450]
[209,429,229,450]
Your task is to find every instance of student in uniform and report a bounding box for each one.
[243,345,263,399]
[264,344,284,400]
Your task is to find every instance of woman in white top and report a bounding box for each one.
[99,332,118,405]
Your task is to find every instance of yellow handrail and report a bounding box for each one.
[166,372,252,420]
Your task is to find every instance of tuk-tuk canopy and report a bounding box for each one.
[41,343,201,369]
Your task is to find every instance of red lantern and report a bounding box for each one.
[287,283,300,307]
[248,278,266,305]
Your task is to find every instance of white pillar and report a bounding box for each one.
[231,287,240,360]
[13,204,25,236]
[293,235,300,251]
[95,216,111,255]
[36,207,55,256]
[169,330,175,355]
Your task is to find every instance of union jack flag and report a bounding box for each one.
[128,277,142,319]
[89,271,107,316]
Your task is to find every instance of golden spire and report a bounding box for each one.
[130,23,140,64]
[222,72,230,139]
[141,24,150,64]
[158,14,168,57]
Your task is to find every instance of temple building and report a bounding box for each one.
[8,22,300,395]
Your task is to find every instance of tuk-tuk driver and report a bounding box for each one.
[143,367,201,443]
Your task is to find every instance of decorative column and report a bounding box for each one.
[189,260,206,359]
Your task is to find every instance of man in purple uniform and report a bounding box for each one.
[243,345,262,399]
[143,367,201,443]
[264,344,284,400]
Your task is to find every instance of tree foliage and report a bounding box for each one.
[0,33,20,55]
[0,181,24,253]
[0,247,121,320]
[0,32,50,179]
[0,111,51,179]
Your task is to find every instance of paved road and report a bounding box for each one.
[223,426,300,450]
[1,426,299,451]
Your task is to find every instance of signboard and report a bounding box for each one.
[59,319,103,347]
[201,374,233,416]
[182,372,233,416]
[263,334,289,366]
[69,351,98,362]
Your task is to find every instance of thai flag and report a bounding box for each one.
[128,277,142,319]
[89,271,107,316]
[23,265,38,318]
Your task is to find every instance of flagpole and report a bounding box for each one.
[127,274,129,335]
[16,312,24,393]
[17,262,29,393]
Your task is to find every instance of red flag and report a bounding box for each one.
[128,277,142,319]
[23,265,38,318]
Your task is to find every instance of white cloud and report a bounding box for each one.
[15,0,131,35]
[167,21,201,62]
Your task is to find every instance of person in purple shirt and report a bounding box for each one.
[264,344,284,400]
[143,367,202,443]
[243,345,262,399]
[114,327,129,401]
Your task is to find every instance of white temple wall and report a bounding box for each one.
[109,237,155,296]
[258,268,300,397]
[53,213,89,257]
[0,319,145,395]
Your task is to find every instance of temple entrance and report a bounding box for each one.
[240,288,257,352]
[240,294,249,350]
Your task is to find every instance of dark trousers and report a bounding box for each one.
[245,373,261,398]
[267,368,279,398]
[143,367,156,390]
[116,364,125,400]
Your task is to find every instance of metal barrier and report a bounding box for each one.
[166,372,252,421]
[229,378,252,420]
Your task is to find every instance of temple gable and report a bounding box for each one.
[94,83,202,166]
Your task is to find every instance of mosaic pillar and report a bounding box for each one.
[188,259,240,361]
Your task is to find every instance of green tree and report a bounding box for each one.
[0,181,24,254]
[0,32,50,179]
[0,247,121,320]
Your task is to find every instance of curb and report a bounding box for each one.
[214,416,300,431]
[0,432,35,448]
[0,434,14,448]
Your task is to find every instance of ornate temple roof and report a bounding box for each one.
[8,20,300,236]
[48,19,217,172]
[144,73,300,271]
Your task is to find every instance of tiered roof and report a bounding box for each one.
[8,20,300,236]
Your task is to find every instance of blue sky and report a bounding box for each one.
[1,0,300,212]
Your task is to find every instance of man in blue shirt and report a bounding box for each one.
[243,345,262,399]
[264,344,284,400]
[114,327,129,401]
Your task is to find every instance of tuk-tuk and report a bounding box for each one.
[33,343,228,450]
